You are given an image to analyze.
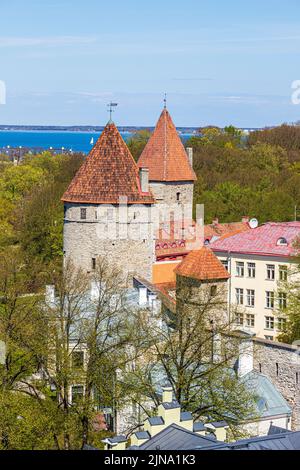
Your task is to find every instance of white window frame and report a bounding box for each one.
[247,262,256,278]
[265,316,275,330]
[246,313,255,328]
[246,289,255,308]
[266,291,275,309]
[266,264,275,281]
[236,262,245,278]
[236,288,244,305]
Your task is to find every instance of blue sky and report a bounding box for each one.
[1,0,300,126]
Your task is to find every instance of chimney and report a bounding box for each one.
[242,216,249,223]
[139,167,149,193]
[238,338,254,377]
[138,285,148,306]
[186,147,193,167]
[162,386,173,403]
[212,217,219,225]
[45,285,55,305]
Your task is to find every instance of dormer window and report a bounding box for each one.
[277,237,288,246]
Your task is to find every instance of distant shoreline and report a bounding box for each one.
[0,125,263,131]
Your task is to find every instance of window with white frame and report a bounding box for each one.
[247,262,256,278]
[235,312,244,326]
[72,351,84,369]
[266,264,275,280]
[236,288,244,305]
[277,318,287,332]
[246,289,255,307]
[236,262,245,277]
[278,292,287,310]
[246,314,255,328]
[71,385,84,403]
[265,335,274,341]
[279,265,288,282]
[265,316,275,330]
[221,260,229,271]
[266,291,275,309]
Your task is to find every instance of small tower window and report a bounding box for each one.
[210,285,217,297]
[176,192,181,201]
[276,363,279,377]
[80,208,87,220]
[92,258,96,270]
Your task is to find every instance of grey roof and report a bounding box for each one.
[180,411,193,422]
[209,421,228,428]
[162,401,180,410]
[147,416,164,426]
[196,431,300,450]
[83,444,99,450]
[193,422,206,432]
[135,424,220,450]
[243,371,292,419]
[268,425,292,435]
[134,431,150,440]
[106,435,127,444]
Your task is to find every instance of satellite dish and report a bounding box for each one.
[249,218,258,229]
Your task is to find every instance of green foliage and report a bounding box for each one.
[126,129,151,161]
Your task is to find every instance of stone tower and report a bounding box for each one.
[61,121,156,283]
[137,107,197,222]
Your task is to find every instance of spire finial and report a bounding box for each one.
[163,93,167,109]
[107,102,118,122]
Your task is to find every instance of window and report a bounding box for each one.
[72,351,84,368]
[266,264,275,280]
[221,260,229,271]
[266,291,275,309]
[236,288,244,305]
[236,262,244,277]
[246,289,255,307]
[247,262,256,278]
[92,258,96,270]
[265,335,274,341]
[279,265,288,282]
[246,314,255,328]
[259,363,262,373]
[265,316,275,330]
[80,208,87,220]
[71,385,84,403]
[176,192,180,201]
[296,372,299,385]
[276,363,279,377]
[235,312,244,326]
[210,285,217,297]
[278,292,287,310]
[277,318,287,332]
[95,210,98,220]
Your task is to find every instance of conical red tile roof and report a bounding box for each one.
[137,108,197,182]
[175,247,230,281]
[62,122,155,204]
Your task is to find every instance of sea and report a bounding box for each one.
[0,130,194,154]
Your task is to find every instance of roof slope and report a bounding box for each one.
[211,222,300,257]
[196,431,300,450]
[135,423,218,450]
[175,246,230,281]
[137,108,197,182]
[62,121,155,204]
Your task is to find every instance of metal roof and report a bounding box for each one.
[135,424,218,450]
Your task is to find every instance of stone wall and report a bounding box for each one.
[63,202,155,284]
[253,338,300,430]
[149,181,194,222]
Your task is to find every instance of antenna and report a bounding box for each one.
[163,93,167,109]
[107,102,118,121]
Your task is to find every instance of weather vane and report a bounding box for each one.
[107,102,118,121]
[164,93,167,109]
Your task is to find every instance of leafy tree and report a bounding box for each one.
[126,130,151,161]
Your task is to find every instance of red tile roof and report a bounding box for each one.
[175,247,230,281]
[211,222,300,257]
[204,221,251,242]
[62,121,155,204]
[137,108,197,182]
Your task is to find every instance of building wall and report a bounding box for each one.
[244,416,291,436]
[253,338,300,430]
[149,181,194,222]
[215,252,295,339]
[63,202,155,284]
